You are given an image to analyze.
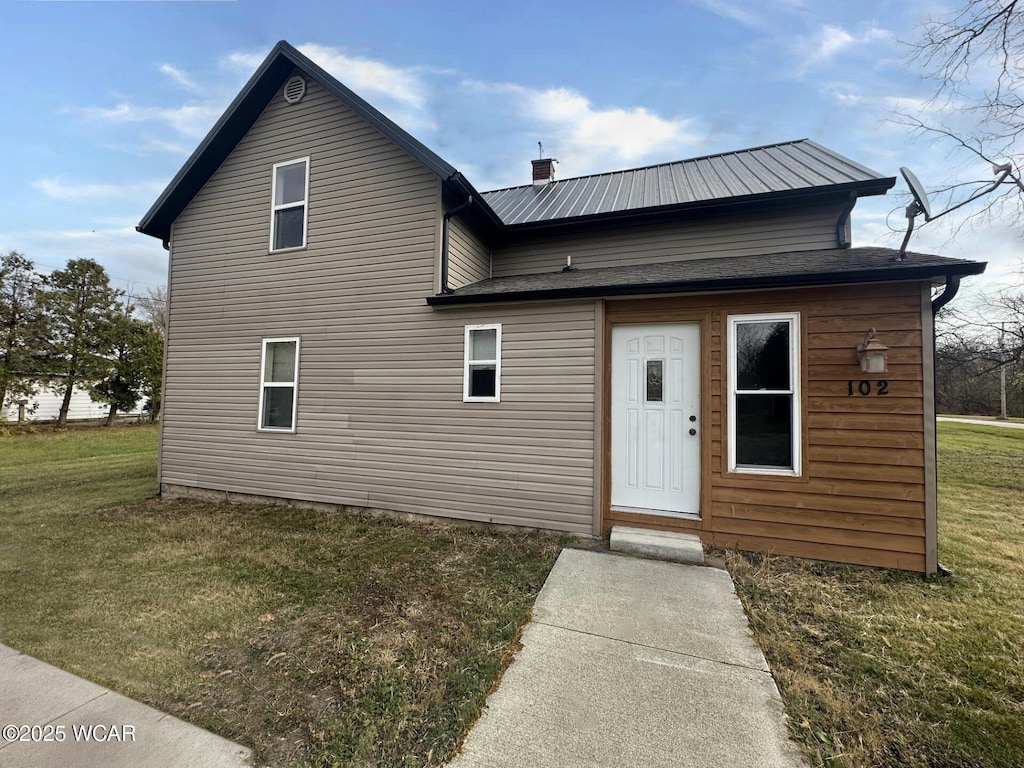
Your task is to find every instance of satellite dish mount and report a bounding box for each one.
[897,163,1013,260]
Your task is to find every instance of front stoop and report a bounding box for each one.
[609,526,705,565]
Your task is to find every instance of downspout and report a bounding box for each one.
[440,196,473,294]
[929,274,960,575]
[835,192,857,248]
[931,274,960,314]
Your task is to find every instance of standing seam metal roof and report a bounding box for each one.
[480,140,893,227]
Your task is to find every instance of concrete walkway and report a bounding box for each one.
[937,416,1024,429]
[448,548,806,768]
[0,644,251,768]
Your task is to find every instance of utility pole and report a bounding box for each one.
[998,322,1008,421]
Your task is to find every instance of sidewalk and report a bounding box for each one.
[937,416,1024,429]
[447,548,806,768]
[0,644,251,768]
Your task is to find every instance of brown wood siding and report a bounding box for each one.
[604,281,930,571]
[164,74,597,535]
[447,215,490,288]
[491,199,846,277]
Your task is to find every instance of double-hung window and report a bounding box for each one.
[259,338,300,432]
[464,324,501,402]
[270,157,309,251]
[727,312,801,475]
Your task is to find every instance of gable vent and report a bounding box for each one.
[283,75,306,104]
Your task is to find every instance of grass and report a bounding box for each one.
[0,425,565,767]
[726,422,1024,768]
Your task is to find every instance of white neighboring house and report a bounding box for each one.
[2,383,145,423]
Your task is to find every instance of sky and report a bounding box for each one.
[2,0,1022,302]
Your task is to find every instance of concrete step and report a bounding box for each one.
[609,526,705,565]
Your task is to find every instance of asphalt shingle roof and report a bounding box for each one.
[480,140,894,227]
[426,247,985,306]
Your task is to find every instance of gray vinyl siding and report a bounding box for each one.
[492,199,845,277]
[163,74,596,534]
[447,215,490,288]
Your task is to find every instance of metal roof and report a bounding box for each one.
[480,140,895,228]
[427,247,985,306]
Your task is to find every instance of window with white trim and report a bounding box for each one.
[464,324,501,402]
[259,338,300,431]
[270,158,309,251]
[727,312,801,475]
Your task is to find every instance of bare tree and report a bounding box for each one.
[935,292,1023,416]
[134,285,167,335]
[901,2,1024,416]
[900,1,1024,234]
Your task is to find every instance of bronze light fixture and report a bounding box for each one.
[857,328,889,374]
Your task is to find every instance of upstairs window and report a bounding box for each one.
[464,324,501,402]
[259,337,300,432]
[727,312,801,475]
[270,158,309,251]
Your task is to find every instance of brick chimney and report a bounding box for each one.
[532,157,556,186]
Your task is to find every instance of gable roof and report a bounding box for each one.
[138,41,896,242]
[137,41,494,242]
[426,247,985,306]
[481,140,895,228]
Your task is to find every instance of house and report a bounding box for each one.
[1,382,145,423]
[137,41,985,573]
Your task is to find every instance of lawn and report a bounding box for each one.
[0,425,565,767]
[726,422,1024,768]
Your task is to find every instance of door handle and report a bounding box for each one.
[689,428,697,436]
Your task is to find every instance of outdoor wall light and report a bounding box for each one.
[857,328,890,373]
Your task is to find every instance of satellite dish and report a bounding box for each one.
[900,166,932,221]
[896,162,1013,260]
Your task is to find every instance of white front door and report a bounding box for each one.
[611,323,700,516]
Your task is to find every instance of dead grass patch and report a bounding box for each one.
[724,423,1024,767]
[0,426,566,767]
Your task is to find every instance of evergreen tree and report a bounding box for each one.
[91,310,163,425]
[38,259,123,427]
[0,251,47,415]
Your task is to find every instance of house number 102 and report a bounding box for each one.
[847,380,889,396]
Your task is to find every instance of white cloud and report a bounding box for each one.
[31,178,165,202]
[794,24,893,73]
[77,102,222,139]
[221,44,435,130]
[220,50,265,73]
[689,0,765,28]
[881,95,954,117]
[821,82,949,115]
[136,137,195,156]
[0,226,169,290]
[823,83,865,106]
[816,25,858,60]
[297,43,436,131]
[297,43,427,109]
[72,59,226,143]
[464,81,704,179]
[159,64,199,92]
